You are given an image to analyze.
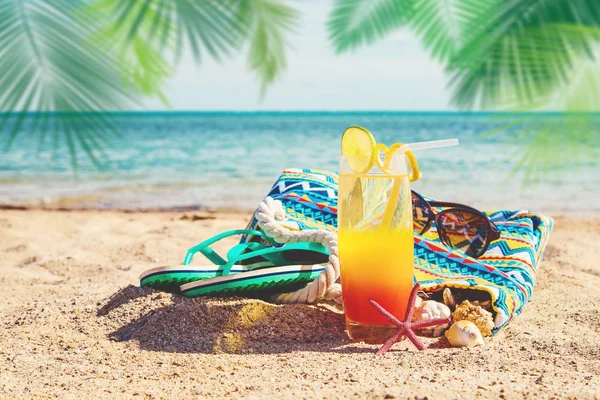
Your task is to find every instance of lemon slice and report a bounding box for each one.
[341,126,376,174]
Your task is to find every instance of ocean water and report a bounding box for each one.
[0,112,598,215]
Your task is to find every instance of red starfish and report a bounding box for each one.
[369,283,451,354]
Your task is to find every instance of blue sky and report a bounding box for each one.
[144,2,451,111]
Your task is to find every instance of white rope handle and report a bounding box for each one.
[254,197,342,304]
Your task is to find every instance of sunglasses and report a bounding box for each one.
[411,191,501,258]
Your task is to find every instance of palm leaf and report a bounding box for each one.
[503,116,596,185]
[328,0,411,53]
[86,0,175,105]
[487,58,600,184]
[173,0,247,62]
[449,0,600,109]
[0,0,135,170]
[92,0,300,100]
[240,0,300,97]
[88,0,250,103]
[409,0,495,62]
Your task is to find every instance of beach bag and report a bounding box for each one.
[241,169,338,243]
[243,169,553,334]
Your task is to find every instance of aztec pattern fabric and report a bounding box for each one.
[240,169,338,244]
[243,169,553,334]
[415,209,553,333]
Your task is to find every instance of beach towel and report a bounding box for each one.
[243,169,553,334]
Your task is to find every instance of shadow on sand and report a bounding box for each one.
[99,285,448,354]
[99,285,355,354]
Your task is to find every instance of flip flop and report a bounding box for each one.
[139,229,329,292]
[179,263,327,298]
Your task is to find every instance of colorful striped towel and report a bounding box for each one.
[243,169,553,333]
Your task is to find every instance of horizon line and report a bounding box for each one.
[1,110,597,116]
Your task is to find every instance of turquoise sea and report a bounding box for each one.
[1,112,598,215]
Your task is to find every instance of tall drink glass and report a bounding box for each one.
[338,148,418,344]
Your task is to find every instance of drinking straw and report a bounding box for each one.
[378,138,459,156]
[379,176,403,231]
[405,138,459,151]
[378,138,459,231]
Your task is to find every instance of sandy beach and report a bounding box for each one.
[0,209,599,399]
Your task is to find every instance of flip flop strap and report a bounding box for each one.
[220,242,265,275]
[183,229,274,266]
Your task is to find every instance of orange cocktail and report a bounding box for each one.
[338,126,418,343]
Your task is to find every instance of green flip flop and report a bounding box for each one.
[179,263,327,298]
[139,229,329,293]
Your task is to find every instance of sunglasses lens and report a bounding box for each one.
[411,192,432,234]
[437,211,490,258]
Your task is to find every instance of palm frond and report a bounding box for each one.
[486,57,600,184]
[328,0,411,53]
[87,0,175,105]
[545,59,600,170]
[87,0,248,104]
[503,113,599,185]
[0,0,135,169]
[409,0,494,62]
[449,0,600,110]
[240,0,300,97]
[126,36,172,106]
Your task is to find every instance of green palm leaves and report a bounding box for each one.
[450,0,600,109]
[329,0,600,111]
[408,0,477,62]
[328,0,410,53]
[90,0,298,102]
[240,0,299,97]
[446,0,600,181]
[2,0,598,178]
[0,1,133,168]
[1,0,300,168]
[329,0,600,182]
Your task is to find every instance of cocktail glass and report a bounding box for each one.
[339,142,420,344]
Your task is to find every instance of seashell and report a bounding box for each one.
[413,300,451,337]
[445,320,484,347]
[452,300,494,337]
[414,296,423,309]
[471,300,492,310]
[443,288,456,309]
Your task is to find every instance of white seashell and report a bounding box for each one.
[413,300,451,337]
[415,296,423,309]
[445,320,484,347]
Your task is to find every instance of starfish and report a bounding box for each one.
[370,283,451,354]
